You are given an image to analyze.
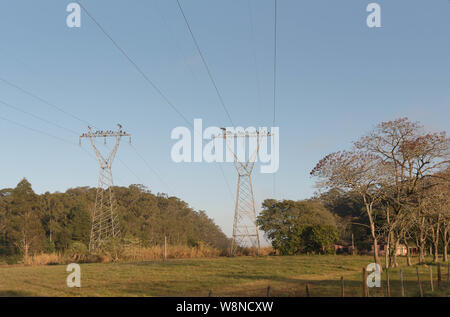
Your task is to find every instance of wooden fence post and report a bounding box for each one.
[340,276,344,297]
[266,285,271,297]
[362,268,368,297]
[164,235,167,261]
[208,290,212,297]
[400,269,405,297]
[429,266,434,292]
[416,266,423,297]
[305,282,310,297]
[437,263,441,290]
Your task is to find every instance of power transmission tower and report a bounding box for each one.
[80,124,131,251]
[216,129,271,255]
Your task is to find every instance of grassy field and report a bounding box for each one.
[0,255,449,297]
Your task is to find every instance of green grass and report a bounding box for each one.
[0,255,449,297]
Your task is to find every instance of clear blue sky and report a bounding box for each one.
[0,0,449,238]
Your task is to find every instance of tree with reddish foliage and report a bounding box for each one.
[355,118,449,265]
[312,118,449,268]
[311,151,388,268]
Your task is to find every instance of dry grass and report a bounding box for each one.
[12,245,276,266]
[26,253,64,266]
[1,255,448,297]
[19,243,223,266]
[235,246,275,257]
[121,243,221,262]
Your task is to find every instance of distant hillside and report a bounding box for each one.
[0,179,230,259]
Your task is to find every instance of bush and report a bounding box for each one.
[66,241,89,262]
[301,225,339,254]
[257,199,337,255]
[0,254,22,265]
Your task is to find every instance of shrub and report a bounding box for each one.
[0,254,22,265]
[301,225,339,254]
[66,241,89,262]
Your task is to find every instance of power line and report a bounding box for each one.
[177,0,271,252]
[0,5,184,198]
[102,142,146,188]
[0,86,99,161]
[247,0,263,123]
[0,76,171,196]
[76,0,187,194]
[0,114,75,146]
[77,0,233,200]
[217,163,234,201]
[0,76,94,128]
[175,0,234,127]
[0,76,142,185]
[129,143,175,194]
[0,113,96,163]
[76,0,192,128]
[152,0,200,85]
[175,0,238,203]
[273,0,278,128]
[0,98,79,136]
[272,0,278,198]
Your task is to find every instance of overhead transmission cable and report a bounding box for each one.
[77,0,199,192]
[0,113,96,162]
[0,79,144,186]
[77,0,233,199]
[129,144,175,194]
[0,114,75,146]
[0,98,79,136]
[0,76,94,128]
[247,0,263,122]
[272,0,278,198]
[103,143,146,185]
[175,0,240,201]
[76,0,192,128]
[176,0,234,127]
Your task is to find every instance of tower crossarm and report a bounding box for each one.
[214,129,272,175]
[79,124,131,168]
[79,124,131,140]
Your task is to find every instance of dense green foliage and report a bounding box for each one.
[301,225,339,254]
[257,199,338,255]
[317,188,373,251]
[0,179,229,258]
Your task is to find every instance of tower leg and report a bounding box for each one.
[232,172,260,255]
[89,165,119,252]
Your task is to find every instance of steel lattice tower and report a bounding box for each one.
[80,124,131,251]
[216,129,271,255]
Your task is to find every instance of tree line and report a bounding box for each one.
[1,117,447,266]
[257,118,449,265]
[0,180,230,262]
[310,118,449,267]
